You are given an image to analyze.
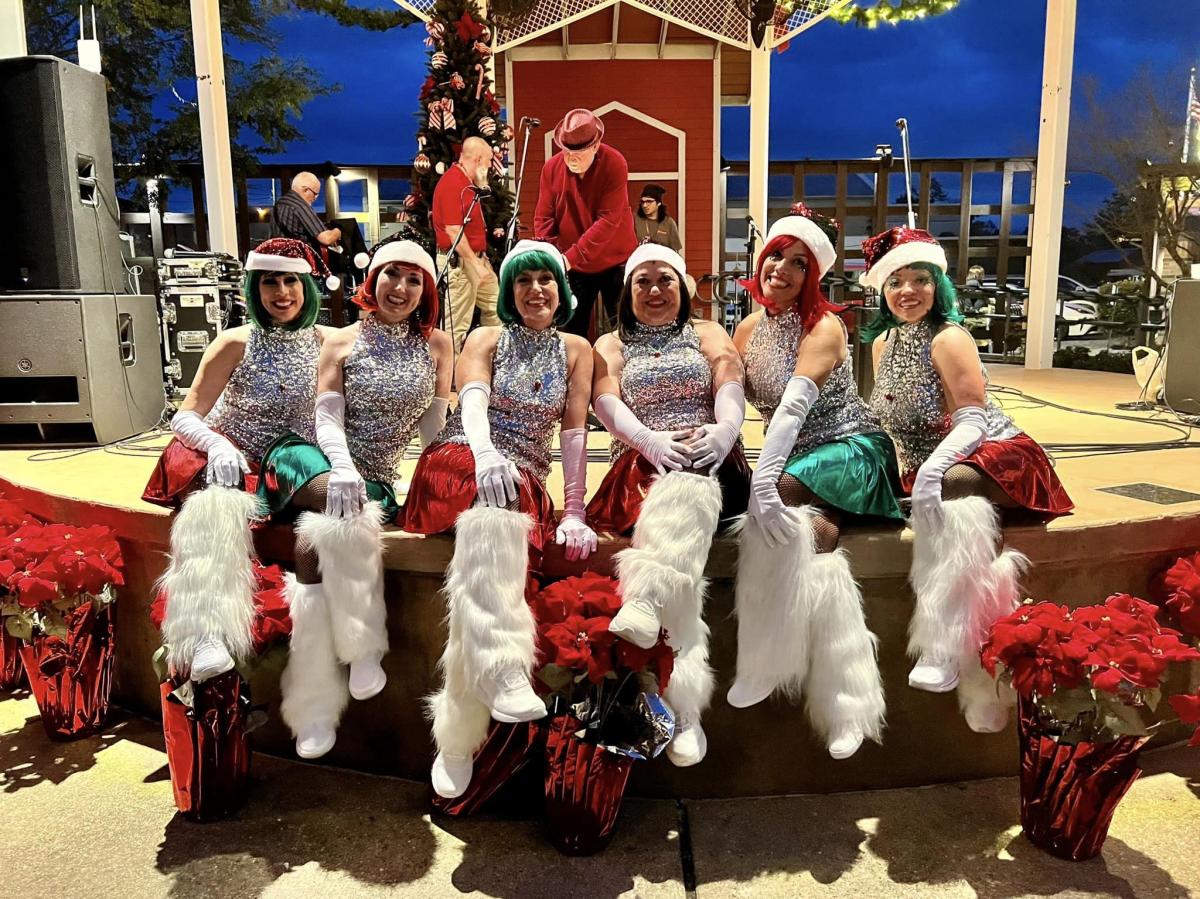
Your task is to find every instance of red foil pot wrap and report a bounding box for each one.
[900,433,1074,518]
[543,714,634,856]
[1017,699,1149,861]
[432,720,545,817]
[1,627,25,691]
[18,602,114,740]
[142,438,261,508]
[161,671,252,822]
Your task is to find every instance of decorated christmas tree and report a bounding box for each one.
[407,0,515,268]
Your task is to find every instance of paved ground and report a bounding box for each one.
[2,693,1199,899]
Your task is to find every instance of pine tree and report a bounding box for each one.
[406,0,515,268]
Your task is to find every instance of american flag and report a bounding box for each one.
[1186,69,1200,164]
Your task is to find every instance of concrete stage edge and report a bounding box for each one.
[2,367,1199,799]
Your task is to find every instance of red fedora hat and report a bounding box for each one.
[553,108,604,150]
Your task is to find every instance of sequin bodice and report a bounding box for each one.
[612,322,713,462]
[441,325,568,482]
[343,316,436,483]
[744,308,882,454]
[869,320,1020,474]
[209,326,320,459]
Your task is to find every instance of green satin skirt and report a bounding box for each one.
[257,432,400,523]
[781,431,904,520]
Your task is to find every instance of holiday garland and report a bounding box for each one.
[828,0,960,28]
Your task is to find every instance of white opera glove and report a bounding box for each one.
[592,393,691,474]
[555,427,597,561]
[417,397,450,449]
[460,382,520,508]
[911,405,989,531]
[689,381,746,472]
[171,410,249,488]
[748,376,819,547]
[315,391,367,518]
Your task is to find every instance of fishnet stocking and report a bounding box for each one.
[941,464,1018,508]
[778,473,841,553]
[290,474,330,585]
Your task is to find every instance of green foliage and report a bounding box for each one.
[829,0,960,28]
[1052,346,1134,374]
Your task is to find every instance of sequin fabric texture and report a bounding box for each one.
[744,307,883,455]
[343,315,436,483]
[870,320,1020,474]
[441,324,568,482]
[209,326,320,459]
[612,322,714,463]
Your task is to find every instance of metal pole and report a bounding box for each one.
[190,0,239,257]
[896,118,916,228]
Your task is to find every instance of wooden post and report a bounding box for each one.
[190,0,238,256]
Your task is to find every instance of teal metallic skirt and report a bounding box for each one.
[257,432,400,523]
[781,431,904,520]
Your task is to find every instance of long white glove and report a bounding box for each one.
[555,427,598,561]
[688,381,746,472]
[592,393,691,474]
[315,391,367,518]
[417,397,450,448]
[911,405,989,531]
[460,381,521,508]
[171,410,249,488]
[748,376,819,547]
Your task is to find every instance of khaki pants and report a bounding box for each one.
[438,252,500,355]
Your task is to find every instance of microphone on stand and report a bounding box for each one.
[469,185,493,197]
[521,116,541,128]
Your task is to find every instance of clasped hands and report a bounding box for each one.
[637,423,736,475]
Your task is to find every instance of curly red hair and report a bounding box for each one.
[352,264,439,338]
[742,234,843,331]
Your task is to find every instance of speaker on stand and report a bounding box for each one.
[1163,279,1200,416]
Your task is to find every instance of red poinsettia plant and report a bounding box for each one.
[1152,550,1200,639]
[982,594,1200,743]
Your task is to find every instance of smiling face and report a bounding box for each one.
[258,272,306,325]
[882,265,937,324]
[758,242,809,313]
[630,262,682,327]
[372,263,424,325]
[512,268,560,330]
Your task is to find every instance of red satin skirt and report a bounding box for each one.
[400,442,558,559]
[585,446,751,537]
[900,433,1073,518]
[142,438,260,508]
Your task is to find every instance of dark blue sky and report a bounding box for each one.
[246,0,1199,226]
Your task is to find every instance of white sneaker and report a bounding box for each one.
[190,636,234,683]
[432,751,473,799]
[349,654,387,701]
[828,727,865,760]
[726,678,775,709]
[666,717,707,767]
[908,654,960,692]
[965,703,1009,734]
[609,596,661,650]
[296,723,336,759]
[476,668,547,723]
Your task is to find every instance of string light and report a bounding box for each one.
[829,0,961,28]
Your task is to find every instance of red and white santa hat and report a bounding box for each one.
[355,238,437,282]
[245,237,340,291]
[860,226,947,292]
[623,242,687,282]
[764,203,839,279]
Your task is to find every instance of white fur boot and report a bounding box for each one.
[803,550,886,759]
[280,576,349,759]
[296,502,388,701]
[159,486,260,682]
[727,507,817,708]
[957,547,1027,733]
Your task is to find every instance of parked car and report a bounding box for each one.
[978,278,1100,337]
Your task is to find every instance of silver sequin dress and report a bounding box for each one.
[343,315,437,484]
[870,320,1020,475]
[440,324,568,484]
[208,326,320,460]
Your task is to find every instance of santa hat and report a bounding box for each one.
[245,237,340,291]
[860,226,947,293]
[764,203,839,279]
[354,238,436,282]
[500,239,569,284]
[623,242,687,282]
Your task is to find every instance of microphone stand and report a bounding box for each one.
[435,187,487,352]
[504,117,538,254]
[896,117,916,228]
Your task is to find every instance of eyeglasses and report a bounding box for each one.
[640,199,658,204]
[299,186,319,199]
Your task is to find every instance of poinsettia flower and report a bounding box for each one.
[616,636,674,689]
[1167,691,1200,748]
[1158,553,1200,637]
[542,614,615,683]
[14,572,59,607]
[1087,646,1167,693]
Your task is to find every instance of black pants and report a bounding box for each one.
[565,265,625,338]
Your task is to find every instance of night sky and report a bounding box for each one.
[243,0,1199,226]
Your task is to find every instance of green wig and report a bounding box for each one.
[244,270,322,331]
[496,250,575,327]
[859,263,964,343]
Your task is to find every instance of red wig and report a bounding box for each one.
[352,264,440,338]
[741,234,844,332]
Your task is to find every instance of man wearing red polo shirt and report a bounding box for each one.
[533,109,637,338]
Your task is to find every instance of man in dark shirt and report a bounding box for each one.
[534,109,637,337]
[272,172,342,256]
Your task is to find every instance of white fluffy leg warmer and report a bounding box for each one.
[729,507,817,700]
[957,548,1028,729]
[803,550,886,746]
[159,486,260,675]
[295,502,388,665]
[426,506,533,757]
[280,576,349,735]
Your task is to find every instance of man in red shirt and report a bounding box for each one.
[534,109,637,337]
[432,137,500,354]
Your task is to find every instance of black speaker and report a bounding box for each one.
[1164,279,1200,415]
[0,56,126,293]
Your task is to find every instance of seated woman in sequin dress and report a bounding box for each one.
[142,238,335,686]
[861,226,1073,733]
[585,243,749,768]
[402,240,597,799]
[251,239,452,759]
[725,205,898,760]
